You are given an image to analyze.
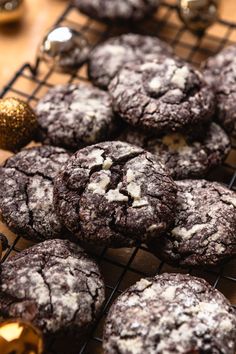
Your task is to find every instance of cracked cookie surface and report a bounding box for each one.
[0,239,105,354]
[35,83,119,151]
[53,141,177,247]
[88,33,173,90]
[103,273,236,354]
[119,122,230,179]
[203,45,236,86]
[203,45,236,137]
[109,56,215,135]
[74,0,160,22]
[0,146,70,242]
[149,179,236,267]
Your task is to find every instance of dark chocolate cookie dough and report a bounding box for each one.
[119,122,230,179]
[149,179,236,267]
[203,45,236,136]
[0,239,105,354]
[35,83,119,151]
[109,56,215,135]
[74,0,160,22]
[88,33,173,90]
[54,141,177,247]
[0,146,70,242]
[103,273,236,354]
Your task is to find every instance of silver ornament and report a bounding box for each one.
[38,25,90,72]
[178,0,220,32]
[0,0,24,23]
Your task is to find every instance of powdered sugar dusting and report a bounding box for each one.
[0,239,105,335]
[104,273,236,354]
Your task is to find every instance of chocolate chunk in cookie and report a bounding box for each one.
[54,141,177,247]
[149,179,236,267]
[36,83,120,151]
[109,56,215,135]
[0,146,70,242]
[0,239,105,354]
[74,0,160,22]
[88,33,173,90]
[103,273,236,354]
[119,122,230,179]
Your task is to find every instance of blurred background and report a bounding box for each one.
[0,0,236,87]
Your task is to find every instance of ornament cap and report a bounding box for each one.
[0,0,25,24]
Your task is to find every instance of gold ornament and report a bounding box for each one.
[38,25,89,72]
[0,0,24,24]
[0,320,43,354]
[0,98,37,152]
[178,0,220,32]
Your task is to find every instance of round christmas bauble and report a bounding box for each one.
[0,98,37,152]
[39,25,89,72]
[0,320,43,354]
[0,0,24,24]
[178,0,220,32]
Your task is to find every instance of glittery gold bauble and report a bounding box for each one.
[178,0,220,32]
[0,0,24,24]
[0,320,43,354]
[0,98,37,152]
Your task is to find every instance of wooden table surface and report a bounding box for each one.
[0,0,236,87]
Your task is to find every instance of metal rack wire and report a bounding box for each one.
[0,1,236,353]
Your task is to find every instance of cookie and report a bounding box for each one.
[40,26,90,73]
[54,141,177,247]
[109,56,215,135]
[74,0,160,22]
[119,122,230,179]
[103,273,236,354]
[0,239,105,354]
[203,45,236,136]
[0,146,70,242]
[148,179,236,267]
[203,44,236,86]
[88,33,173,90]
[35,83,119,151]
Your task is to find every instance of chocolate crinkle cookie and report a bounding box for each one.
[88,33,173,90]
[103,273,236,354]
[74,0,160,22]
[203,45,236,137]
[203,44,236,86]
[0,239,105,354]
[119,122,231,179]
[35,83,120,151]
[0,146,70,242]
[109,55,215,135]
[215,63,236,136]
[149,179,236,267]
[54,141,177,247]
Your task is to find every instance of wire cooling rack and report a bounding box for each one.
[0,1,236,353]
